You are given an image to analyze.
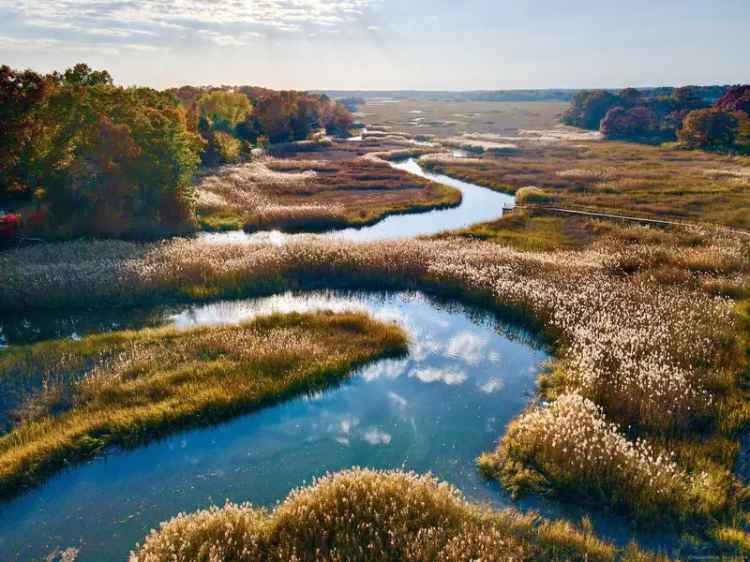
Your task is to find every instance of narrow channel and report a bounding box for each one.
[198,158,514,245]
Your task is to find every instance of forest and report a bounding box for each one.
[563,85,750,151]
[0,63,353,239]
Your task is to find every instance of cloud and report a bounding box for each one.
[363,427,391,445]
[339,416,359,435]
[360,359,407,382]
[478,377,504,394]
[388,391,408,409]
[410,367,467,386]
[1,1,379,33]
[198,30,264,47]
[445,331,488,365]
[0,34,146,55]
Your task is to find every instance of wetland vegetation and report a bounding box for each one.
[2,59,750,562]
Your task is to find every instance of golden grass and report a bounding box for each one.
[0,312,408,496]
[421,140,750,229]
[196,155,460,233]
[131,467,662,562]
[1,224,748,538]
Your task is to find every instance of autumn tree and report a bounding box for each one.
[321,100,354,136]
[600,106,658,140]
[0,65,54,203]
[714,85,750,115]
[0,63,204,238]
[255,91,298,143]
[677,108,744,152]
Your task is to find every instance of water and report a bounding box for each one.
[198,158,513,245]
[0,290,548,561]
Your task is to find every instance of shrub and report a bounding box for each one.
[714,85,750,115]
[205,130,243,165]
[516,186,553,204]
[600,106,659,140]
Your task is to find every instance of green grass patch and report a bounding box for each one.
[198,208,247,231]
[436,210,592,251]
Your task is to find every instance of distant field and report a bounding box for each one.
[355,99,568,137]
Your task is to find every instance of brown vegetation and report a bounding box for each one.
[420,140,750,229]
[197,154,460,232]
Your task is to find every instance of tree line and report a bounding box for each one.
[0,63,354,239]
[562,85,750,153]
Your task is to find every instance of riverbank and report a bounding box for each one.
[131,468,661,562]
[2,231,748,536]
[0,311,407,498]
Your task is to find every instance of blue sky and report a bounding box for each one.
[0,0,748,89]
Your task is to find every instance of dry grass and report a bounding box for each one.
[130,467,659,562]
[421,140,750,229]
[197,154,460,233]
[0,312,407,496]
[353,99,567,138]
[1,222,748,539]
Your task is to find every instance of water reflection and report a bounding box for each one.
[0,290,547,561]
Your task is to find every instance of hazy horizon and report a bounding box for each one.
[1,0,748,90]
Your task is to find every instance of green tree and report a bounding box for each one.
[2,64,204,238]
[60,63,113,87]
[562,90,621,130]
[197,90,252,133]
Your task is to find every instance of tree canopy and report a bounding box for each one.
[1,63,203,238]
[563,84,750,152]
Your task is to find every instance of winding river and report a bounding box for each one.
[0,157,682,560]
[198,157,514,245]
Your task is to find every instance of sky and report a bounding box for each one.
[0,0,748,90]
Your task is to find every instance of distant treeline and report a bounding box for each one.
[562,85,750,153]
[0,63,354,239]
[323,86,732,104]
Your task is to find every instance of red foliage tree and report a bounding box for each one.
[600,106,658,139]
[714,85,750,115]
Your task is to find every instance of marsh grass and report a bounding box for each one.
[0,312,407,497]
[196,155,460,233]
[1,226,749,537]
[421,140,750,229]
[130,467,661,562]
[436,210,596,251]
